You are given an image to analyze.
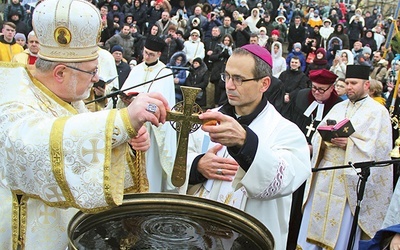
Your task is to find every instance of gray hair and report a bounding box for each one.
[232,47,272,79]
[27,31,36,39]
[35,58,78,73]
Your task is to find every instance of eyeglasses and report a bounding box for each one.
[311,84,332,93]
[143,50,157,58]
[65,65,98,80]
[220,73,266,86]
[191,34,199,37]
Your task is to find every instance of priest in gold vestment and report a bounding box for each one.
[297,65,393,249]
[0,0,170,249]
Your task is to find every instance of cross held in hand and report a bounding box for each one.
[166,86,203,187]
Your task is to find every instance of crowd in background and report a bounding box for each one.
[1,0,400,109]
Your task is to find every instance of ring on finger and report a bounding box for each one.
[146,103,157,114]
[216,169,223,175]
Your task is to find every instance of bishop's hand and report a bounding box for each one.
[198,144,239,181]
[200,111,246,148]
[127,92,169,131]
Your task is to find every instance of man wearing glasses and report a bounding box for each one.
[285,69,342,249]
[298,65,393,249]
[117,35,177,193]
[180,44,311,250]
[0,0,170,248]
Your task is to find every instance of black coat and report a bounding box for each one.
[185,62,209,107]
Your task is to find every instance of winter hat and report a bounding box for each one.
[363,46,372,55]
[316,47,326,57]
[293,42,302,49]
[193,57,203,65]
[259,27,266,33]
[271,29,280,36]
[111,45,124,53]
[14,33,26,42]
[190,29,200,36]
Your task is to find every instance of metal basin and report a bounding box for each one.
[68,193,274,249]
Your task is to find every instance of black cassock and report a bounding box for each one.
[288,88,342,144]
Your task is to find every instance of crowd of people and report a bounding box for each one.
[2,0,400,249]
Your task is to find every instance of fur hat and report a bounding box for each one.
[33,0,101,62]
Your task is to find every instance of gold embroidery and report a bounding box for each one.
[11,192,28,250]
[12,193,19,250]
[120,108,137,138]
[104,109,116,206]
[127,150,149,193]
[51,116,75,206]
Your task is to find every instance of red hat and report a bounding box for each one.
[309,69,338,85]
[271,29,280,36]
[241,44,273,68]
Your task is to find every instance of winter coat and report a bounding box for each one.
[185,61,209,107]
[167,51,188,102]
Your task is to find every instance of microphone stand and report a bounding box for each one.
[85,72,174,105]
[312,158,400,250]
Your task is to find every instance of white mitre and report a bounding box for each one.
[32,0,102,62]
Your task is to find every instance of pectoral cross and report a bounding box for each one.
[166,86,203,187]
[306,122,316,137]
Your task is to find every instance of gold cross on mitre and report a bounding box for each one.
[166,86,206,187]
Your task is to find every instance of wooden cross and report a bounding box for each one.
[166,86,203,187]
[306,122,316,137]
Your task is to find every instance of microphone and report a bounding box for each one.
[166,65,193,71]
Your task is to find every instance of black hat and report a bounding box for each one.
[346,65,370,80]
[193,57,203,65]
[111,45,124,53]
[144,35,166,52]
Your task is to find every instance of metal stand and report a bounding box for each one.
[85,72,174,105]
[312,159,400,250]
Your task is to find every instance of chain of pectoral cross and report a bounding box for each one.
[306,114,316,138]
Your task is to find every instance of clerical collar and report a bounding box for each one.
[145,60,158,67]
[351,95,368,104]
[303,101,324,121]
[219,95,268,126]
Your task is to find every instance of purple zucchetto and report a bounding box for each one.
[241,44,273,68]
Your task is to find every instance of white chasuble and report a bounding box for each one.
[0,63,148,249]
[302,97,393,249]
[119,61,177,192]
[180,104,311,250]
